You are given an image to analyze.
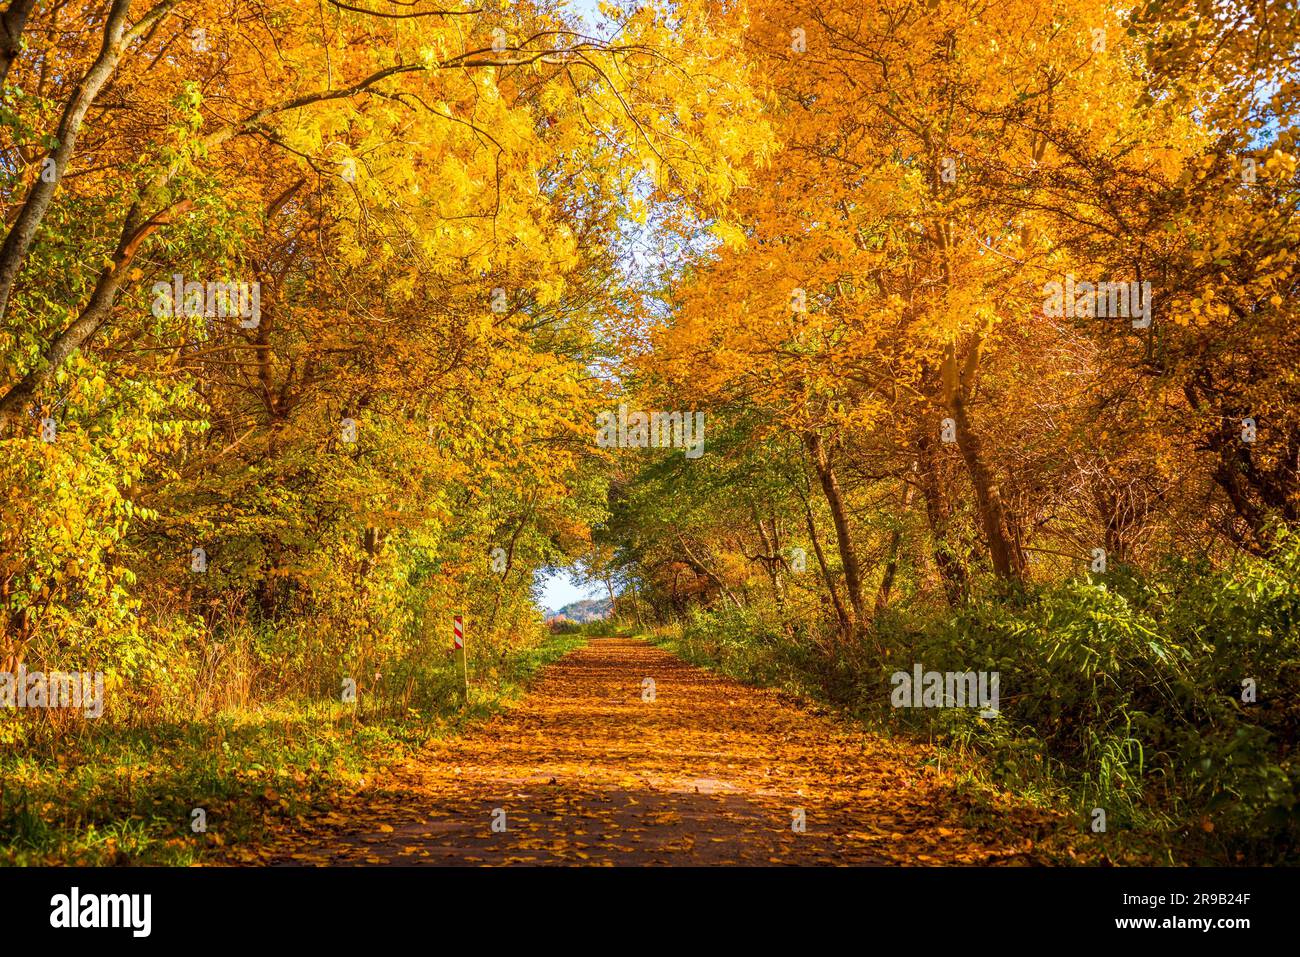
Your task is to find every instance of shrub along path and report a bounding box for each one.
[259,636,1100,865]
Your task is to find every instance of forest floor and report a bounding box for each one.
[248,636,1111,866]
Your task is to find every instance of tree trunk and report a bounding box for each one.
[803,430,866,629]
[916,425,968,606]
[749,504,787,614]
[942,341,1025,579]
[0,199,191,436]
[677,534,740,608]
[801,494,851,638]
[0,0,177,323]
[0,0,37,93]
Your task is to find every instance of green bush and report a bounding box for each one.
[900,540,1300,860]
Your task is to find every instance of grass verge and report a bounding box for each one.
[0,630,587,866]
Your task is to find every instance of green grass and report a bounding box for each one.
[0,629,587,866]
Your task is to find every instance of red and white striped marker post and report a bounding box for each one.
[453,614,468,705]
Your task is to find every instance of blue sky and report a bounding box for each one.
[564,0,606,30]
[535,568,606,613]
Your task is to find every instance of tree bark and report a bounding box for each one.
[802,493,852,639]
[942,340,1025,579]
[0,0,36,92]
[748,504,787,614]
[0,198,192,436]
[677,534,740,608]
[803,430,867,629]
[0,0,177,323]
[917,423,969,606]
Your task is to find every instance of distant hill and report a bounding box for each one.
[547,597,612,623]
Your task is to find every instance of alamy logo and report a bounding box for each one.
[50,887,151,937]
[596,403,705,459]
[0,667,103,718]
[1043,274,1151,328]
[151,274,261,328]
[890,664,1000,717]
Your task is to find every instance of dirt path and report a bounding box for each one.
[271,637,1078,865]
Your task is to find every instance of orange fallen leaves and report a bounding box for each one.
[233,639,1089,867]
